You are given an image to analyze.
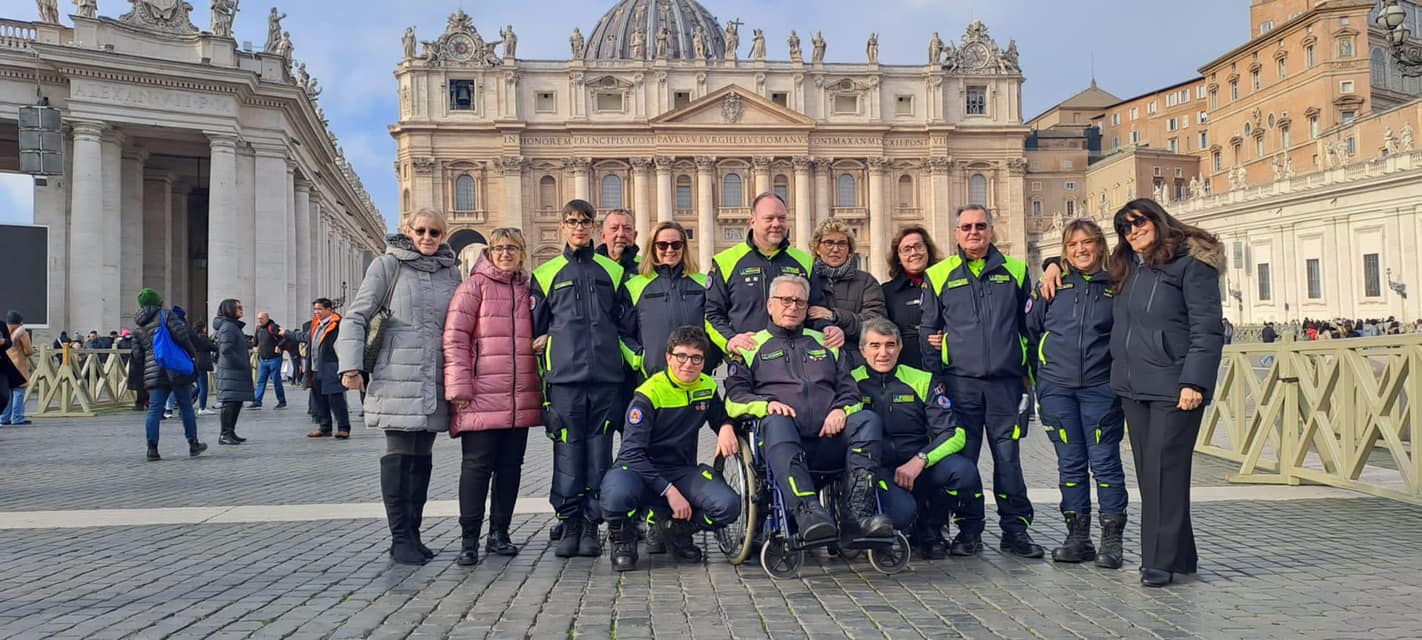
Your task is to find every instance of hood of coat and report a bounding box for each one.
[1185,236,1226,273]
[212,316,245,333]
[472,252,529,284]
[134,306,163,329]
[385,233,459,272]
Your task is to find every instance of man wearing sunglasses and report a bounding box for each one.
[920,205,1042,559]
[531,199,640,559]
[600,326,741,572]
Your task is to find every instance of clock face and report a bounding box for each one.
[447,33,475,61]
[963,43,989,68]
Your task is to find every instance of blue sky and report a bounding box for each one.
[0,0,1249,230]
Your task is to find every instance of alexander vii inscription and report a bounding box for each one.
[72,82,235,115]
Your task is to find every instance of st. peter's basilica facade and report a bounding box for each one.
[392,0,1029,278]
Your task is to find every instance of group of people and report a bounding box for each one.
[1290,317,1418,341]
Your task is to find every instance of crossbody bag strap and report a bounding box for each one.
[380,255,401,312]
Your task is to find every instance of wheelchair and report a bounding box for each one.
[713,419,911,579]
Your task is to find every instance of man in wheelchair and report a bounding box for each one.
[854,318,986,559]
[600,326,742,572]
[725,275,893,544]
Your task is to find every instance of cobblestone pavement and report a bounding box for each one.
[2,404,1421,639]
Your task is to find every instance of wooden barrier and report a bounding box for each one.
[24,346,265,417]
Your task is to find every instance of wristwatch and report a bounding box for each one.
[915,451,928,462]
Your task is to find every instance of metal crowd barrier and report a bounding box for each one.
[23,346,264,417]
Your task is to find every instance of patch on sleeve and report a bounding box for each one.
[627,407,644,426]
[1023,298,1033,314]
[530,295,537,311]
[727,363,738,376]
[936,394,952,409]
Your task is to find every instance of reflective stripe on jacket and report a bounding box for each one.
[724,324,862,438]
[920,245,1031,379]
[853,364,965,468]
[615,370,729,493]
[531,244,635,385]
[1026,269,1114,389]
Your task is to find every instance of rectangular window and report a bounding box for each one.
[1278,59,1287,80]
[1167,117,1178,131]
[1167,93,1176,107]
[895,95,914,116]
[1175,168,1184,178]
[1340,80,1355,93]
[1251,69,1261,91]
[1111,136,1120,149]
[1306,258,1322,299]
[965,86,987,115]
[535,91,556,113]
[1233,241,1245,267]
[1032,200,1042,217]
[1310,115,1320,138]
[1065,199,1076,216]
[596,91,624,112]
[1168,137,1179,153]
[1305,45,1316,67]
[1130,107,1139,120]
[1199,131,1209,148]
[1281,123,1291,147]
[1345,135,1356,154]
[770,92,787,107]
[1257,263,1272,301]
[1259,20,1274,34]
[1230,80,1239,100]
[836,94,861,114]
[1364,253,1382,297]
[1148,101,1158,115]
[1214,151,1223,171]
[674,91,692,109]
[1063,181,1077,191]
[1131,130,1140,144]
[675,182,693,209]
[1199,110,1209,124]
[1062,160,1074,170]
[1256,136,1265,157]
[1209,89,1219,109]
[449,79,475,110]
[1111,113,1121,126]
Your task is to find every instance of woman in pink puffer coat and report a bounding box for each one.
[443,228,543,566]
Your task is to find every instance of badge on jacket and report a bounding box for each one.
[628,407,644,425]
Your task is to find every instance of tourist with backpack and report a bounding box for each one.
[132,288,207,461]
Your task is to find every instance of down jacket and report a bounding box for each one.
[336,233,461,432]
[132,306,198,390]
[1109,237,1226,403]
[212,316,254,403]
[442,254,543,435]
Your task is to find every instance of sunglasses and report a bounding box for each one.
[668,352,706,365]
[412,227,443,238]
[654,240,685,251]
[1118,217,1152,232]
[957,222,990,233]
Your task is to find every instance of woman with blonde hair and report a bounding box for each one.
[623,221,720,377]
[807,218,885,365]
[443,228,543,566]
[338,208,462,565]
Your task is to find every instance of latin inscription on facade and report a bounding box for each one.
[72,81,235,116]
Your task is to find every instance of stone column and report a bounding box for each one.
[119,149,147,316]
[235,145,257,310]
[68,121,105,335]
[206,134,240,321]
[308,188,322,299]
[813,158,832,225]
[100,130,124,327]
[35,155,70,332]
[170,185,189,312]
[929,157,951,240]
[655,156,674,223]
[253,147,291,322]
[867,157,888,280]
[142,173,173,296]
[696,156,717,269]
[285,164,299,321]
[631,157,653,234]
[569,158,591,201]
[500,156,526,229]
[792,156,812,251]
[752,156,772,199]
[294,179,312,315]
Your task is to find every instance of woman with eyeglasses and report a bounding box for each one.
[807,218,886,367]
[442,228,543,566]
[337,208,462,565]
[881,225,942,371]
[1024,218,1128,571]
[212,299,253,447]
[623,221,721,378]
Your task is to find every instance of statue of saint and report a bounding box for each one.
[36,0,61,24]
[724,20,739,61]
[1003,39,1020,72]
[74,0,98,19]
[1188,176,1202,199]
[1384,127,1400,155]
[811,31,826,64]
[295,62,309,89]
[866,33,878,64]
[629,27,646,59]
[788,30,802,63]
[210,0,238,38]
[1404,123,1416,151]
[692,25,706,59]
[655,26,670,59]
[264,7,286,52]
[275,30,293,58]
[751,28,766,61]
[402,27,416,60]
[929,32,943,64]
[501,25,517,60]
[570,27,585,58]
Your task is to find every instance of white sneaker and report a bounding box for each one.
[163,411,173,419]
[198,408,215,416]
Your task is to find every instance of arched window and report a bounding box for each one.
[968,174,987,207]
[401,188,411,212]
[601,174,623,209]
[772,174,790,203]
[454,174,476,211]
[897,175,914,208]
[539,175,558,210]
[836,173,857,207]
[722,173,744,207]
[675,175,692,209]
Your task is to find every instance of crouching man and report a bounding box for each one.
[601,326,742,571]
[855,318,985,559]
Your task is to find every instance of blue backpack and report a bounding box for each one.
[152,309,195,376]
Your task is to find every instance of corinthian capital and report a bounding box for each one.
[630,156,654,172]
[752,156,773,170]
[695,156,718,171]
[866,157,888,171]
[564,157,591,173]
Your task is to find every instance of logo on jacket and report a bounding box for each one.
[936,394,952,409]
[1024,298,1033,314]
[628,407,644,425]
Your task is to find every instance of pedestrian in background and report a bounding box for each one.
[304,298,351,439]
[0,320,24,419]
[251,311,288,409]
[337,209,461,566]
[1,310,33,425]
[212,299,253,445]
[190,320,218,416]
[132,288,206,461]
[443,228,542,566]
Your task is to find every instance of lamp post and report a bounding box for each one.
[1386,268,1408,322]
[1376,1,1422,77]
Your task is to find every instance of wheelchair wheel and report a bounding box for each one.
[867,531,912,575]
[760,535,802,579]
[714,436,758,565]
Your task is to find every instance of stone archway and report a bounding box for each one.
[449,229,487,279]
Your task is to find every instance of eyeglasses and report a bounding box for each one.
[819,239,850,249]
[412,227,443,238]
[957,222,990,233]
[668,352,706,366]
[771,296,808,309]
[489,245,521,255]
[562,218,595,228]
[654,240,685,252]
[898,242,927,255]
[1118,216,1152,232]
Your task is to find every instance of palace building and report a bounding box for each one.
[391,1,1030,279]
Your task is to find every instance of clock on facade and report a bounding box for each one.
[962,43,989,69]
[446,33,476,61]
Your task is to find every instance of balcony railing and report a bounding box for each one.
[895,206,922,219]
[717,207,751,221]
[450,210,487,224]
[830,207,868,220]
[0,20,37,49]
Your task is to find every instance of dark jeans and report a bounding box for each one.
[760,411,882,513]
[312,391,351,432]
[254,357,285,405]
[946,374,1034,533]
[878,454,984,533]
[458,428,530,531]
[545,382,619,522]
[600,463,741,528]
[1036,381,1128,516]
[146,385,197,445]
[1122,397,1204,574]
[220,400,243,435]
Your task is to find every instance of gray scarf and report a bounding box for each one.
[385,233,459,272]
[814,254,861,283]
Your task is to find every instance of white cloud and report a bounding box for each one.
[0,174,34,225]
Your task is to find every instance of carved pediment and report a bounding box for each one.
[650,85,815,127]
[1304,106,1321,118]
[586,74,636,90]
[1333,94,1365,108]
[819,76,873,93]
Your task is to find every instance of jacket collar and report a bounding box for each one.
[563,243,596,261]
[958,244,1006,275]
[597,243,639,270]
[861,365,899,385]
[661,368,702,391]
[653,262,685,279]
[767,322,805,339]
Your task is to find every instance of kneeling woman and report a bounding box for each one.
[1028,219,1128,569]
[443,228,543,566]
[600,326,742,571]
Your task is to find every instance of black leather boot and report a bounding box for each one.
[1000,530,1046,559]
[948,531,983,556]
[644,519,667,554]
[457,516,481,566]
[485,527,519,557]
[665,520,703,563]
[188,439,208,457]
[554,518,582,558]
[1096,513,1126,569]
[407,455,436,559]
[1052,512,1097,563]
[146,443,161,461]
[578,518,602,557]
[844,468,893,538]
[792,502,837,542]
[381,454,427,565]
[607,519,638,572]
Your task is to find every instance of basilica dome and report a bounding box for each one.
[585,0,726,61]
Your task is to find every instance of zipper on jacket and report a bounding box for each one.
[1122,267,1144,386]
[1144,276,1161,315]
[510,279,518,425]
[1075,285,1086,387]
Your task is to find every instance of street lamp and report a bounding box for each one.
[1386,268,1408,299]
[1376,1,1422,76]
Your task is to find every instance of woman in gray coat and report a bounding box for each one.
[337,209,461,566]
[212,298,254,445]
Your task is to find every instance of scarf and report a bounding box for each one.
[814,254,861,283]
[385,233,459,272]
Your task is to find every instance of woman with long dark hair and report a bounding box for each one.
[213,299,254,445]
[881,225,942,371]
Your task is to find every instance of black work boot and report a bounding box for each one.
[844,468,893,538]
[554,518,583,558]
[485,527,519,557]
[380,455,427,565]
[644,520,667,554]
[914,520,948,560]
[1052,512,1097,563]
[407,456,436,559]
[607,519,638,572]
[1096,513,1126,569]
[146,443,161,461]
[948,531,983,556]
[1000,530,1046,559]
[792,502,837,542]
[549,521,564,542]
[188,439,208,457]
[218,425,240,446]
[578,519,603,557]
[665,520,704,563]
[456,516,481,567]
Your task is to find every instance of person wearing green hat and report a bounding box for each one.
[131,288,208,461]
